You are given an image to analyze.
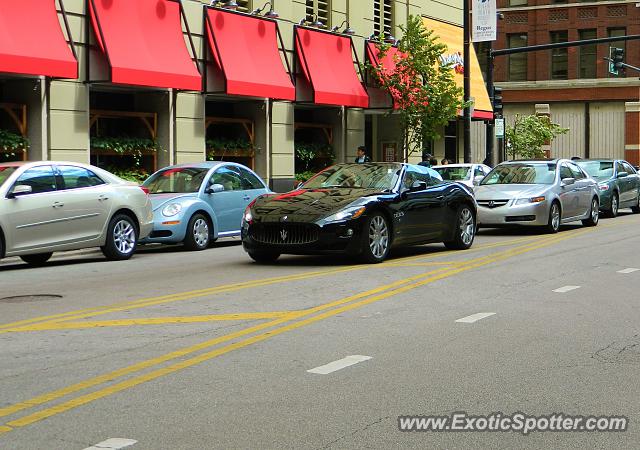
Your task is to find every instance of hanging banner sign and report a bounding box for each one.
[472,0,497,42]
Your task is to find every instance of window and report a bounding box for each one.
[608,28,626,78]
[560,164,573,180]
[238,167,265,190]
[57,165,105,190]
[403,166,442,190]
[13,166,57,194]
[578,29,597,79]
[550,31,568,80]
[615,161,625,176]
[507,34,528,81]
[474,167,486,178]
[144,167,208,194]
[508,0,528,5]
[210,166,244,191]
[235,0,251,13]
[567,162,586,180]
[0,166,18,188]
[374,0,393,37]
[475,42,491,81]
[622,161,636,175]
[306,0,330,27]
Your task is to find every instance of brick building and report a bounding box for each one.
[492,0,640,164]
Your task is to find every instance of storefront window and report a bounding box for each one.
[579,29,597,79]
[374,0,393,37]
[507,34,528,81]
[550,30,568,80]
[508,0,527,6]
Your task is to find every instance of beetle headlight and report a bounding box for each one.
[162,203,182,217]
[324,206,366,223]
[514,196,546,205]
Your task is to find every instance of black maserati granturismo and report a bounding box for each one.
[241,162,477,263]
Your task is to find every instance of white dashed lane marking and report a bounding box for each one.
[455,312,496,323]
[307,355,372,375]
[553,285,581,293]
[83,438,137,450]
[617,268,640,274]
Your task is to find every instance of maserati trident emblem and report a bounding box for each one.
[280,229,288,241]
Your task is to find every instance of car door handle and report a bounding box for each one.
[52,202,64,208]
[243,195,251,201]
[98,195,110,201]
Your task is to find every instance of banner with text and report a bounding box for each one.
[472,0,497,42]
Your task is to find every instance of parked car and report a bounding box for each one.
[241,162,476,264]
[432,163,491,189]
[141,162,270,250]
[474,159,600,232]
[575,159,640,217]
[0,161,153,265]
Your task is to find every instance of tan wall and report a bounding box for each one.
[550,103,585,160]
[590,102,625,159]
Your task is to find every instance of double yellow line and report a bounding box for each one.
[0,228,593,436]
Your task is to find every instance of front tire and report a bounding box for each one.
[247,251,280,263]
[545,201,561,233]
[101,214,138,260]
[631,191,640,214]
[183,214,210,251]
[359,212,390,263]
[20,253,53,266]
[582,197,599,227]
[444,205,476,250]
[607,193,619,218]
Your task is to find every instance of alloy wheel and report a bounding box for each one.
[113,220,136,255]
[551,204,561,231]
[611,195,618,217]
[368,216,389,259]
[459,208,475,246]
[192,218,209,247]
[591,199,599,224]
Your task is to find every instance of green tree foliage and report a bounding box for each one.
[367,15,465,161]
[0,129,29,153]
[505,115,569,159]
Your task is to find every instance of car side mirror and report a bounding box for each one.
[7,184,32,198]
[473,175,484,186]
[206,183,225,194]
[561,177,575,186]
[409,181,427,192]
[617,171,628,179]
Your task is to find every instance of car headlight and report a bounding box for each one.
[243,206,253,223]
[324,206,366,223]
[598,183,609,191]
[162,203,182,217]
[514,196,546,205]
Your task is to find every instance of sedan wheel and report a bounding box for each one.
[184,214,210,251]
[609,193,619,218]
[546,202,561,234]
[631,191,640,214]
[444,205,475,250]
[582,198,599,227]
[101,214,138,260]
[360,213,390,263]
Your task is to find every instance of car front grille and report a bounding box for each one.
[250,223,320,245]
[477,199,509,209]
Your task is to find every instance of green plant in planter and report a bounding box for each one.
[206,137,254,160]
[106,166,149,184]
[0,129,29,155]
[295,171,316,183]
[295,142,335,172]
[91,136,158,167]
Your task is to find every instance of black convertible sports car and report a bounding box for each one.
[241,163,477,263]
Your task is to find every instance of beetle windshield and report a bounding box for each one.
[302,163,402,190]
[143,167,209,194]
[481,163,557,185]
[0,166,18,188]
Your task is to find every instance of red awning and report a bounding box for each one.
[0,0,77,78]
[89,0,200,90]
[295,28,368,108]
[205,9,294,100]
[366,42,403,78]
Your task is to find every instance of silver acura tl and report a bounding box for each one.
[0,162,153,266]
[474,159,600,233]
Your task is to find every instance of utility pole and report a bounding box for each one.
[463,0,471,163]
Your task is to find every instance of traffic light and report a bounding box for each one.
[609,47,624,75]
[493,86,503,117]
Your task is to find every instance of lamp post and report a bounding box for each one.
[463,0,471,164]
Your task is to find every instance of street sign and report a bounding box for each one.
[495,118,505,138]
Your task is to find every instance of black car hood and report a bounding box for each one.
[252,188,385,223]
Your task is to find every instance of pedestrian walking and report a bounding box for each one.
[355,146,371,163]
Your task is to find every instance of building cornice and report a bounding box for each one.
[499,0,636,12]
[496,78,640,90]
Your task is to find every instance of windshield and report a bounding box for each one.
[481,163,557,185]
[0,166,18,187]
[143,167,209,194]
[576,161,614,179]
[433,166,471,181]
[302,163,402,190]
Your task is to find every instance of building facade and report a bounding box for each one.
[0,0,492,192]
[494,0,640,165]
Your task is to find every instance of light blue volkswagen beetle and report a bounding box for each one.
[141,162,270,250]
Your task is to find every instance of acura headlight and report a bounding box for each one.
[324,206,366,223]
[162,203,182,217]
[514,196,546,205]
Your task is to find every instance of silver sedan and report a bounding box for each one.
[474,159,600,232]
[0,162,153,265]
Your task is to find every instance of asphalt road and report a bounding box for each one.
[1,212,640,449]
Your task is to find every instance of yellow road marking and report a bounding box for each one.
[0,228,592,434]
[0,229,592,433]
[0,236,539,333]
[3,312,296,332]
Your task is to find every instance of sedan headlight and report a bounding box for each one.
[324,206,366,223]
[162,203,182,217]
[514,196,546,205]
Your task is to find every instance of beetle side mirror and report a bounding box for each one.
[617,171,628,179]
[206,183,225,194]
[561,177,575,186]
[7,184,33,199]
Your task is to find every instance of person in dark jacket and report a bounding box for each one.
[355,146,371,163]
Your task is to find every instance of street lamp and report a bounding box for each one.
[222,0,239,9]
[331,20,355,35]
[251,2,279,18]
